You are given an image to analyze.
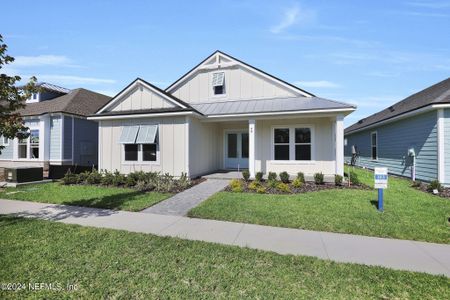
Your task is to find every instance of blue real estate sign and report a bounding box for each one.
[374,168,388,212]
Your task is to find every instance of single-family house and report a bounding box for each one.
[344,77,450,185]
[89,51,355,178]
[0,82,111,178]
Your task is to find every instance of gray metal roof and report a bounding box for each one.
[191,96,355,116]
[37,82,71,94]
[345,77,450,134]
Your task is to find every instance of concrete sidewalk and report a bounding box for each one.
[0,198,449,277]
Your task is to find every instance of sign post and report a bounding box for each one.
[374,168,388,212]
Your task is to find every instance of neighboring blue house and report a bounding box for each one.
[344,77,450,185]
[0,82,111,178]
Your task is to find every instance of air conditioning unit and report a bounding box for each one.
[4,167,43,183]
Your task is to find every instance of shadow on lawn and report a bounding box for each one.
[60,190,145,210]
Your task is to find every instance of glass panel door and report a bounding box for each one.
[225,131,249,169]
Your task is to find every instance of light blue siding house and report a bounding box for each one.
[0,83,110,178]
[345,78,450,185]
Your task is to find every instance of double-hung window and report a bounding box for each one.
[120,125,158,163]
[30,129,40,159]
[371,131,377,160]
[17,129,40,159]
[273,126,313,161]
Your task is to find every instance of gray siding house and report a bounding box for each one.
[344,78,450,185]
[0,82,111,177]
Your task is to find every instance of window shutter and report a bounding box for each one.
[212,72,225,87]
[119,126,139,144]
[136,125,158,144]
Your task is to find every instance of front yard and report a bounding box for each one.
[0,215,448,299]
[189,167,450,244]
[0,183,171,212]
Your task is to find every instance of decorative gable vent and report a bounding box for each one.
[212,72,225,95]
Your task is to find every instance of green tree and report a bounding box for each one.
[0,34,37,154]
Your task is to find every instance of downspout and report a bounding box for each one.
[408,148,416,181]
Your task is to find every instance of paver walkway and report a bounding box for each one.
[142,179,229,216]
[1,198,449,277]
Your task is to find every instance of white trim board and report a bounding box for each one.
[437,109,445,183]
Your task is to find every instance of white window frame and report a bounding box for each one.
[270,125,315,164]
[371,131,378,160]
[211,71,226,97]
[17,125,41,161]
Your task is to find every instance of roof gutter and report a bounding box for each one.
[345,104,449,135]
[204,107,355,119]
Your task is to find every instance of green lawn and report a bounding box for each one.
[0,216,448,299]
[189,167,450,244]
[0,183,171,212]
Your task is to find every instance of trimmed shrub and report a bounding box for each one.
[411,181,422,188]
[297,172,305,183]
[135,180,148,191]
[155,173,176,192]
[314,172,324,185]
[101,171,115,186]
[279,171,290,183]
[255,172,263,182]
[276,182,291,193]
[125,176,137,187]
[349,172,360,185]
[77,171,90,184]
[335,174,343,186]
[62,170,78,185]
[112,171,126,186]
[176,172,191,190]
[427,180,442,193]
[242,170,250,182]
[268,180,278,189]
[86,169,102,185]
[267,172,277,181]
[292,178,303,188]
[256,186,267,194]
[229,179,243,192]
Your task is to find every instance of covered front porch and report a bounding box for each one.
[193,113,345,179]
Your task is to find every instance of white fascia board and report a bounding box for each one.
[166,52,314,98]
[204,108,355,119]
[97,79,187,114]
[345,105,438,136]
[437,109,445,183]
[88,111,199,121]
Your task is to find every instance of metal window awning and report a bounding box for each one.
[136,125,158,144]
[212,72,225,87]
[119,126,140,144]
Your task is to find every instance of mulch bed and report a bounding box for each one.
[225,180,370,195]
[412,182,450,199]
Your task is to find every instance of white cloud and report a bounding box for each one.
[346,95,401,109]
[12,55,75,67]
[295,80,341,88]
[270,3,315,34]
[36,75,116,85]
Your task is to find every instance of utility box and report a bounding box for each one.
[4,167,43,183]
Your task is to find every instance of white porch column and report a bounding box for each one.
[335,115,344,176]
[39,115,51,161]
[249,119,256,178]
[437,109,445,183]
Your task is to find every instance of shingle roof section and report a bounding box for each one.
[345,77,450,134]
[191,96,355,116]
[19,88,111,117]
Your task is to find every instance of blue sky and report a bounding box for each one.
[1,0,449,126]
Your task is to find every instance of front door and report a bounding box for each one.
[225,131,249,169]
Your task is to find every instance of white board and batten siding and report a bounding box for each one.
[109,86,176,112]
[171,66,297,104]
[98,116,187,176]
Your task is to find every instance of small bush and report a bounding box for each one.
[135,180,148,191]
[248,181,260,191]
[276,182,291,193]
[112,171,126,186]
[279,171,290,183]
[427,180,442,193]
[314,172,324,185]
[292,178,303,188]
[256,186,267,194]
[268,180,278,189]
[411,181,422,188]
[155,173,175,192]
[255,172,263,182]
[125,176,137,187]
[86,169,102,185]
[62,170,78,185]
[349,172,360,185]
[267,172,277,181]
[297,172,305,183]
[101,170,115,186]
[77,171,90,184]
[229,179,243,192]
[242,170,250,182]
[335,174,343,186]
[176,172,191,190]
